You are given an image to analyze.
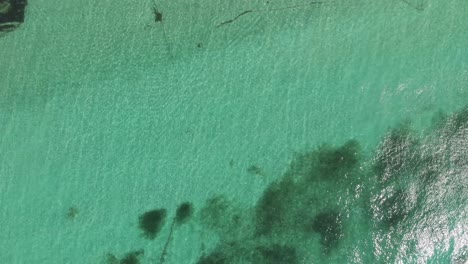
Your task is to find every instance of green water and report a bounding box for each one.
[0,0,467,263]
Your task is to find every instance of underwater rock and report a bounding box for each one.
[138,209,167,239]
[0,0,27,34]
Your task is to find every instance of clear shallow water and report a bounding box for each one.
[0,0,467,263]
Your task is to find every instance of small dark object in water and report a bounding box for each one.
[139,209,167,239]
[0,0,28,33]
[66,206,79,220]
[216,10,252,28]
[247,165,264,176]
[152,7,163,22]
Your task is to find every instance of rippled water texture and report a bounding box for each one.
[0,0,467,263]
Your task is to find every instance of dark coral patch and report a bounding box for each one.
[436,106,468,140]
[199,195,246,237]
[106,250,144,264]
[376,189,411,228]
[106,253,119,264]
[138,209,167,239]
[317,139,360,178]
[196,251,228,264]
[253,142,360,237]
[287,140,361,182]
[448,106,468,133]
[373,125,420,182]
[309,211,343,254]
[199,196,230,231]
[254,244,298,264]
[254,178,294,236]
[176,202,194,225]
[120,250,144,264]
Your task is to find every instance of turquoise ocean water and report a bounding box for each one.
[0,0,467,263]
